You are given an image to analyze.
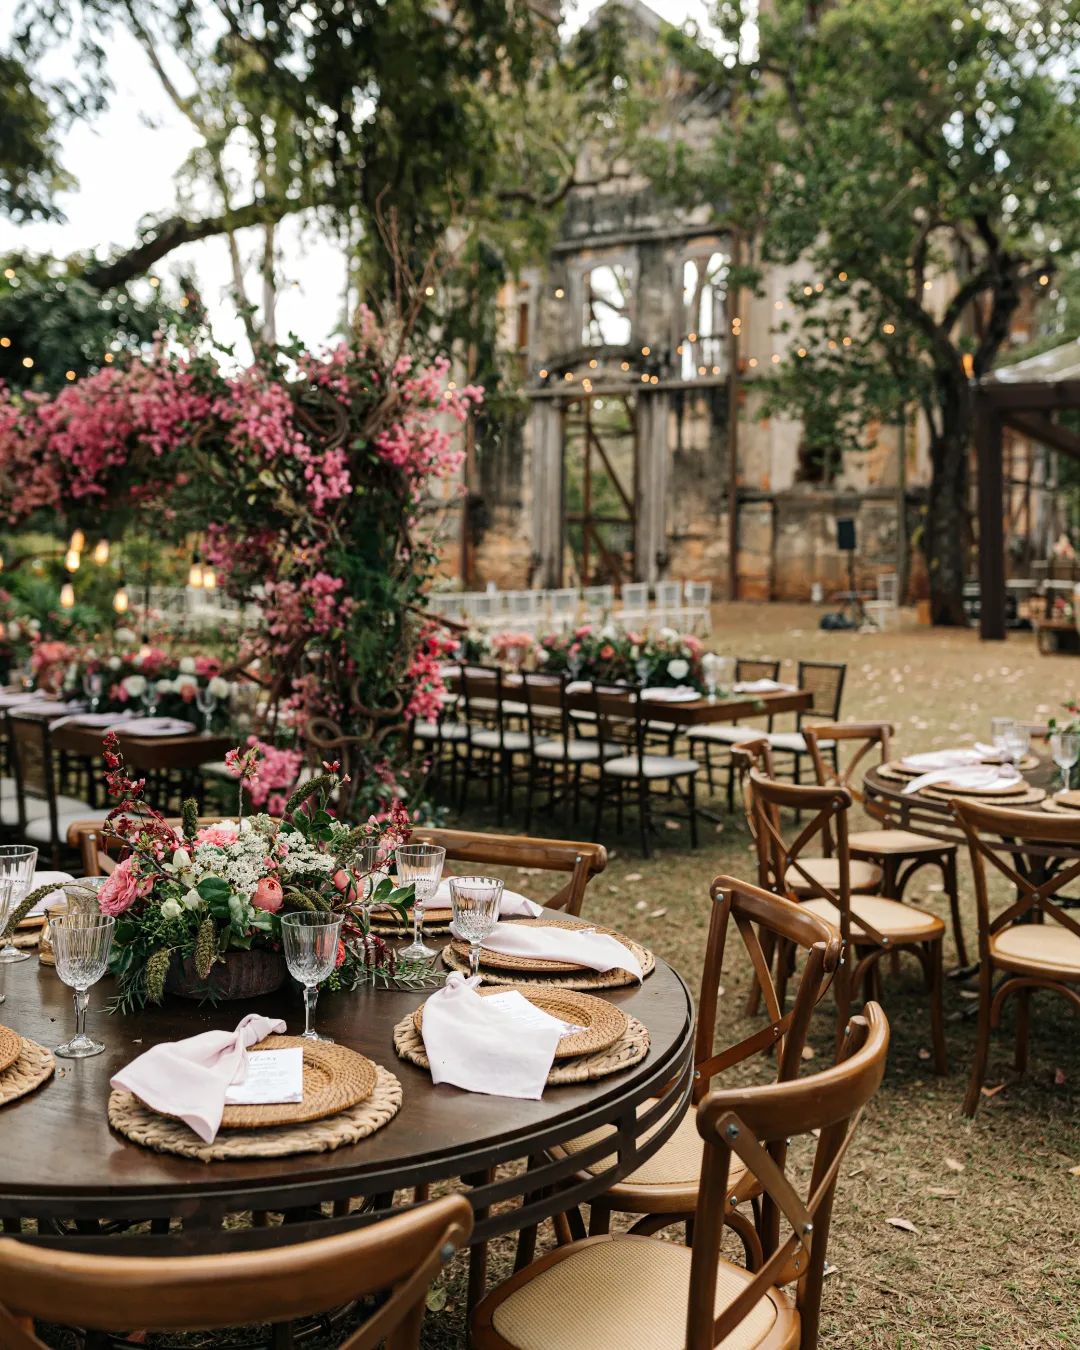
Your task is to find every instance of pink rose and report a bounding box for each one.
[333,868,359,903]
[195,824,239,847]
[179,682,196,703]
[97,857,151,916]
[252,876,283,913]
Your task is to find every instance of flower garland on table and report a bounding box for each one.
[89,733,432,1012]
[55,641,234,729]
[533,625,705,688]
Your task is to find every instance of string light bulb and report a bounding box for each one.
[203,567,218,590]
[70,529,85,553]
[113,584,129,615]
[93,539,110,565]
[64,548,80,573]
[188,557,204,589]
[59,582,75,609]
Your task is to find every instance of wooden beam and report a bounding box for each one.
[1001,411,1080,460]
[980,380,1080,411]
[976,393,1007,641]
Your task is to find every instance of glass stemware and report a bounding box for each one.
[0,844,39,964]
[449,876,504,979]
[395,843,446,961]
[990,716,1016,758]
[195,684,217,732]
[1051,731,1080,791]
[1003,724,1030,766]
[356,840,380,901]
[51,912,115,1059]
[281,912,343,1042]
[82,670,104,712]
[139,683,159,718]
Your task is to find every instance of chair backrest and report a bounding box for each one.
[586,681,643,759]
[696,877,841,1105]
[519,671,570,750]
[797,661,846,726]
[749,770,892,948]
[730,737,776,886]
[410,825,607,917]
[620,582,649,610]
[0,1194,473,1350]
[803,722,894,803]
[877,573,899,607]
[655,580,681,609]
[549,588,579,616]
[951,797,1080,965]
[735,657,781,684]
[685,580,712,607]
[582,584,615,612]
[7,712,59,841]
[687,1005,890,1350]
[458,664,508,740]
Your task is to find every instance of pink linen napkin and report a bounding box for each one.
[110,1014,287,1143]
[480,922,643,981]
[903,764,1021,796]
[420,973,565,1098]
[429,879,542,918]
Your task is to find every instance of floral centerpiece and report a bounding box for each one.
[532,624,706,689]
[55,638,234,730]
[94,734,428,1010]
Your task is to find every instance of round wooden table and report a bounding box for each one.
[0,933,694,1260]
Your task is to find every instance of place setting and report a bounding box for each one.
[392,873,652,1097]
[877,721,1047,806]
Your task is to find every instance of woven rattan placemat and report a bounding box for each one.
[0,1037,55,1107]
[393,1011,649,1085]
[218,1036,377,1130]
[0,1024,21,1075]
[448,918,650,976]
[411,986,627,1060]
[922,784,1045,806]
[108,1064,402,1162]
[440,942,654,990]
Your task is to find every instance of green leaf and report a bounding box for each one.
[197,876,231,904]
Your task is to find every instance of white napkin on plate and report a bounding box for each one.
[69,710,137,727]
[903,764,1022,795]
[419,973,565,1098]
[427,879,542,918]
[900,748,985,772]
[110,1014,287,1143]
[733,678,793,693]
[27,870,74,915]
[480,922,642,981]
[117,716,197,736]
[640,686,700,702]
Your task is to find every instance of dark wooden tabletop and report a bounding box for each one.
[51,721,234,772]
[0,925,694,1251]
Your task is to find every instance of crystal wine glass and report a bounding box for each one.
[449,876,504,979]
[702,652,720,702]
[195,684,217,732]
[990,716,1016,759]
[356,839,380,901]
[51,912,115,1059]
[281,912,343,1042]
[635,656,651,686]
[395,843,446,961]
[1003,724,1030,766]
[139,683,159,718]
[0,844,38,963]
[1051,731,1080,791]
[82,670,104,712]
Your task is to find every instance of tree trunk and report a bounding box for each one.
[925,373,974,626]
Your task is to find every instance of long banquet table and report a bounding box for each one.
[0,918,694,1260]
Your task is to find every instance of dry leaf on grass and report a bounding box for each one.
[928,1187,959,1199]
[917,1048,931,1061]
[1068,1164,1080,1176]
[634,899,648,912]
[981,1083,1006,1099]
[886,1217,919,1234]
[664,819,681,831]
[944,1157,965,1173]
[1054,1068,1066,1085]
[425,1286,447,1313]
[625,872,643,883]
[648,907,668,919]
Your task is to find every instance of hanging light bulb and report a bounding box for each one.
[188,556,204,588]
[93,538,110,565]
[113,584,129,615]
[64,548,81,573]
[59,582,75,609]
[202,567,218,590]
[69,529,86,553]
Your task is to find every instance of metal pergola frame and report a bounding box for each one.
[975,341,1080,640]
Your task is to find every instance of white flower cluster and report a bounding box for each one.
[278,831,337,880]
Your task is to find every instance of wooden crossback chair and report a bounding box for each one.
[686,657,783,810]
[0,1193,473,1349]
[68,816,230,876]
[951,797,1080,1116]
[749,769,947,1071]
[546,877,841,1271]
[803,722,966,967]
[471,1005,890,1350]
[410,826,606,917]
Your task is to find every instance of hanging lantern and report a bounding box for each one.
[59,582,75,609]
[188,557,204,589]
[93,539,110,565]
[113,585,129,615]
[64,548,81,573]
[69,529,85,553]
[203,567,218,590]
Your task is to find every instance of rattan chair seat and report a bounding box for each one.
[603,754,700,779]
[849,828,955,855]
[478,1234,794,1350]
[801,894,945,943]
[784,857,882,894]
[991,920,1080,979]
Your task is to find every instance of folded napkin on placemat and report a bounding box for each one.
[27,871,74,915]
[903,764,1021,796]
[480,922,643,981]
[118,716,197,736]
[428,879,541,918]
[640,686,700,702]
[733,678,794,694]
[110,1014,287,1143]
[420,973,566,1097]
[900,748,985,772]
[68,710,137,728]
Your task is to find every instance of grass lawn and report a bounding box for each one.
[416,604,1080,1349]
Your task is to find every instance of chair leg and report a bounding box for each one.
[942,849,968,967]
[963,960,994,1116]
[588,1202,611,1236]
[726,754,737,814]
[1014,988,1031,1074]
[686,772,699,849]
[637,778,651,860]
[927,939,948,1075]
[524,755,537,833]
[701,739,715,794]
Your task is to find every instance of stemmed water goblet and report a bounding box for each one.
[1051,730,1080,792]
[82,670,103,713]
[281,912,343,1042]
[139,682,159,719]
[0,844,39,964]
[395,843,446,961]
[990,716,1016,759]
[195,684,217,732]
[51,912,115,1058]
[1003,724,1030,766]
[634,657,651,686]
[567,650,584,681]
[449,876,504,979]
